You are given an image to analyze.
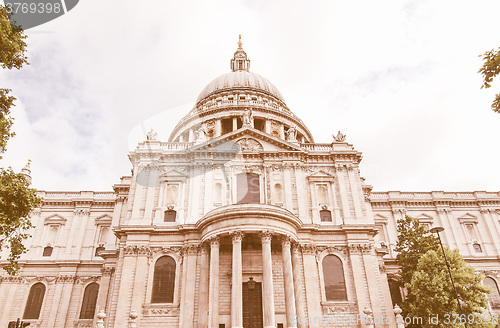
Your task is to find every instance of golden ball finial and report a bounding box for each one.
[238,34,243,48]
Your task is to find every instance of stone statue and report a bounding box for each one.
[286,125,297,141]
[333,131,346,142]
[146,129,158,141]
[196,125,206,141]
[242,108,253,126]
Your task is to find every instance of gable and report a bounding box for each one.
[458,213,478,224]
[95,214,112,225]
[44,214,67,225]
[161,169,188,182]
[190,127,304,153]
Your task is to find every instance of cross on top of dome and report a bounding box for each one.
[231,34,250,72]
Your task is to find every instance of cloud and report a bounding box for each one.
[0,0,499,192]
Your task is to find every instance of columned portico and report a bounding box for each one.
[261,230,276,328]
[231,231,243,328]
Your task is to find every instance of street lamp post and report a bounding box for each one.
[430,226,468,328]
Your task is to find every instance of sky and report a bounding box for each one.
[1,0,499,192]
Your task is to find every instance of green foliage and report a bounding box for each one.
[0,5,28,157]
[0,5,28,70]
[0,168,40,275]
[395,215,440,285]
[478,47,500,113]
[396,215,493,328]
[406,248,494,328]
[0,88,16,157]
[0,5,41,275]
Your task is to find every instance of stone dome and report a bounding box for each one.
[196,71,286,104]
[168,36,315,143]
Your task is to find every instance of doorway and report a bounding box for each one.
[242,277,263,328]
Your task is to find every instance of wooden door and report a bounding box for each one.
[242,278,263,328]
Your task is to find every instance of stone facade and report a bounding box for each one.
[1,40,500,328]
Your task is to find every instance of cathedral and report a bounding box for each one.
[1,38,500,328]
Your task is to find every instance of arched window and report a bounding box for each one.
[43,246,53,257]
[322,255,347,301]
[79,283,99,319]
[23,283,46,319]
[484,277,500,309]
[388,279,403,306]
[152,256,176,303]
[214,183,223,203]
[317,185,328,204]
[273,183,283,203]
[236,173,260,204]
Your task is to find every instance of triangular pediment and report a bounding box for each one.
[44,214,67,225]
[161,169,188,181]
[416,213,434,222]
[374,214,388,222]
[95,214,112,225]
[458,213,478,223]
[306,170,335,182]
[189,127,304,152]
[307,170,335,178]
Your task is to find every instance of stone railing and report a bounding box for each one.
[40,191,116,199]
[371,191,500,200]
[300,143,333,152]
[160,142,193,151]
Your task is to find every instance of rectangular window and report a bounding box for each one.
[320,209,332,222]
[164,210,177,222]
[236,173,260,204]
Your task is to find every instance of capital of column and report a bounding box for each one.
[279,235,293,247]
[231,230,244,242]
[182,243,199,255]
[199,243,209,254]
[208,236,220,247]
[260,230,274,243]
[291,242,301,254]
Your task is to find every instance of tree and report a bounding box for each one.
[395,215,440,286]
[0,5,41,275]
[406,248,494,328]
[478,47,500,113]
[395,215,440,325]
[396,215,494,328]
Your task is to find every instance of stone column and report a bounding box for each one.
[233,117,238,131]
[208,236,220,328]
[94,266,114,327]
[189,128,195,142]
[198,244,210,328]
[281,236,297,328]
[215,119,222,137]
[261,230,276,328]
[291,244,307,328]
[231,231,244,328]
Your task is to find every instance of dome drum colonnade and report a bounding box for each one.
[197,203,304,328]
[169,37,314,145]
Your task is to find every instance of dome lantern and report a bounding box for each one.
[230,35,250,72]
